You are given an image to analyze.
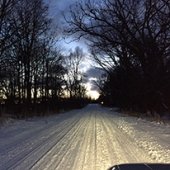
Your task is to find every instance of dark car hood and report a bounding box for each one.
[109,163,170,170]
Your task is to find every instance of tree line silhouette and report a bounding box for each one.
[66,0,170,117]
[0,0,87,118]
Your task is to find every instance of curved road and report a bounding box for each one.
[0,104,169,170]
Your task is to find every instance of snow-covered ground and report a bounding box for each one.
[0,104,169,170]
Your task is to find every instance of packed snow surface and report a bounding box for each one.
[0,104,169,170]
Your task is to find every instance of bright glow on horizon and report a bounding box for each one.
[87,90,100,100]
[46,0,102,101]
[85,82,100,100]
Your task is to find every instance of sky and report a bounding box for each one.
[45,0,102,99]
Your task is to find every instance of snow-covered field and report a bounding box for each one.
[0,104,169,170]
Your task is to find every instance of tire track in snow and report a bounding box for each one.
[76,112,96,170]
[95,112,114,170]
[1,113,83,170]
[0,113,78,156]
[1,105,169,170]
[100,112,153,164]
[31,112,90,170]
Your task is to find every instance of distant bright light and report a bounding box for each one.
[87,90,100,100]
[85,83,100,100]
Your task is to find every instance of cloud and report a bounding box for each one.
[45,0,78,22]
[85,67,104,79]
[90,84,98,91]
[83,68,105,92]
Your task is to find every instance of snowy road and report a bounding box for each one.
[0,104,169,170]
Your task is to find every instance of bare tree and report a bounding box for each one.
[65,47,86,99]
[65,0,170,113]
[0,0,15,87]
[0,0,80,117]
[9,0,50,104]
[0,0,16,57]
